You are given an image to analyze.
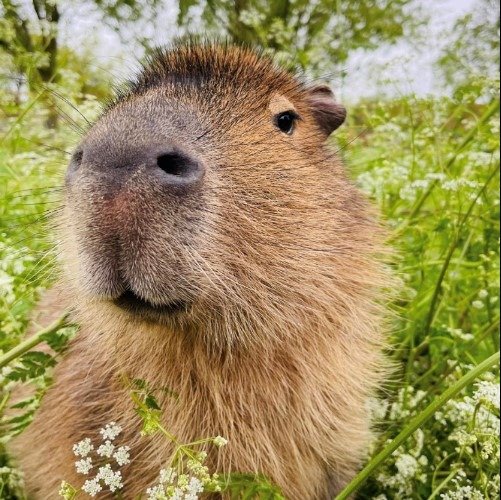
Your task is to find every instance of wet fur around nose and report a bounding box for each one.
[12,42,391,499]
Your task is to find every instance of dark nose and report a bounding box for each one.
[67,143,205,190]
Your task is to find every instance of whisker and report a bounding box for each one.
[20,137,73,156]
[9,186,64,197]
[39,84,92,127]
[2,207,63,229]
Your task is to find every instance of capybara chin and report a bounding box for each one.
[13,42,389,499]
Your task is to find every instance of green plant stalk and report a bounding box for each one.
[413,316,500,387]
[0,312,70,369]
[403,164,499,385]
[429,468,458,499]
[422,162,500,338]
[334,351,500,500]
[1,89,47,144]
[393,98,500,236]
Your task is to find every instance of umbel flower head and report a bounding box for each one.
[145,438,228,499]
[61,414,227,499]
[61,422,130,498]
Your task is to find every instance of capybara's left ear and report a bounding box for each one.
[305,84,347,135]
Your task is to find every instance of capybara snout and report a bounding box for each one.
[66,94,206,193]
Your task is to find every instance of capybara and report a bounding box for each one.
[13,42,389,499]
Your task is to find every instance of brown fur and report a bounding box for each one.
[12,43,390,499]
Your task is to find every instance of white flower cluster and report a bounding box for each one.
[146,470,204,500]
[438,380,500,498]
[445,326,474,342]
[398,172,482,203]
[367,396,389,421]
[376,428,429,497]
[145,437,227,500]
[100,421,123,441]
[441,482,486,500]
[0,240,34,305]
[473,380,500,409]
[356,141,488,207]
[82,464,123,496]
[441,381,500,451]
[372,376,500,498]
[64,422,130,498]
[388,386,427,420]
[440,471,500,500]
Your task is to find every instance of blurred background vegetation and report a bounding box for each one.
[0,0,500,498]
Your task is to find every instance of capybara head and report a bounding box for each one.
[62,42,381,348]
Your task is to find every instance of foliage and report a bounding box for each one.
[438,0,500,96]
[0,65,98,498]
[0,0,60,86]
[0,0,162,89]
[177,0,422,74]
[335,74,500,498]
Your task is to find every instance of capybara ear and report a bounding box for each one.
[305,84,347,135]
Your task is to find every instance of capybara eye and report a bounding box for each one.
[275,111,298,134]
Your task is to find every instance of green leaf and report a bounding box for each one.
[144,394,161,410]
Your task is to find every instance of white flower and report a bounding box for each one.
[450,429,477,447]
[73,438,93,457]
[446,326,474,342]
[100,422,122,441]
[96,463,113,481]
[187,476,204,497]
[473,381,500,409]
[472,300,484,309]
[478,289,489,299]
[146,484,166,499]
[95,464,123,492]
[97,440,115,458]
[395,454,419,479]
[171,488,184,500]
[489,474,500,496]
[441,485,485,500]
[159,467,177,484]
[213,436,228,448]
[82,478,102,497]
[481,440,494,460]
[113,445,131,466]
[367,397,389,421]
[106,470,123,492]
[75,457,93,475]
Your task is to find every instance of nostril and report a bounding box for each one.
[66,148,84,185]
[157,153,188,177]
[73,149,83,165]
[156,152,204,185]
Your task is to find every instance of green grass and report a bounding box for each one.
[0,73,499,498]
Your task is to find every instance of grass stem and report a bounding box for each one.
[335,351,500,500]
[0,311,70,369]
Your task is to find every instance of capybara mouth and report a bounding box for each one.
[113,289,188,316]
